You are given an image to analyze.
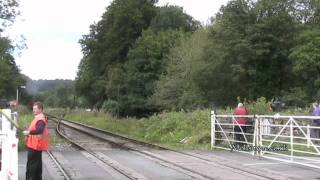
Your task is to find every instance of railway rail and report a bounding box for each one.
[45,150,71,180]
[46,114,291,180]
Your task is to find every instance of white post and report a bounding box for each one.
[307,124,310,148]
[255,116,262,156]
[290,117,294,161]
[253,117,257,155]
[211,110,216,148]
[2,109,11,134]
[259,117,263,150]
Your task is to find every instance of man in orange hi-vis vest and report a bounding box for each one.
[23,101,49,180]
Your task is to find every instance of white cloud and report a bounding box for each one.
[17,38,82,80]
[8,0,229,80]
[9,0,110,80]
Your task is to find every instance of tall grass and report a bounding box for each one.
[62,109,212,149]
[17,113,33,151]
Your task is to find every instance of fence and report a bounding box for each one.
[0,109,18,180]
[211,111,320,169]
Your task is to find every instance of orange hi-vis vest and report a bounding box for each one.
[26,113,49,150]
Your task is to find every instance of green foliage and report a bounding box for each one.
[152,28,209,111]
[289,27,320,102]
[198,0,255,106]
[31,81,77,108]
[123,29,183,115]
[143,110,210,147]
[150,5,200,32]
[245,97,273,115]
[200,0,300,105]
[0,0,25,100]
[76,0,204,116]
[74,0,320,116]
[17,113,33,151]
[0,36,24,99]
[102,100,120,116]
[282,87,309,107]
[76,0,158,111]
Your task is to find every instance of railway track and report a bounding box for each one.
[45,150,71,180]
[49,115,209,179]
[47,114,290,180]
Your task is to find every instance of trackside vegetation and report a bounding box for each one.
[41,98,311,150]
[62,109,212,150]
[16,97,312,151]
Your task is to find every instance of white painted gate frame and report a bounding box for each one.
[0,109,18,180]
[211,111,320,169]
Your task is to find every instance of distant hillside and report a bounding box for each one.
[24,77,74,94]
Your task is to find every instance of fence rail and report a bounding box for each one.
[211,111,320,169]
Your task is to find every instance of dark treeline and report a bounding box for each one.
[26,78,74,94]
[72,0,319,117]
[23,79,76,108]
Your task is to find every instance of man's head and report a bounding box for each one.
[33,101,44,115]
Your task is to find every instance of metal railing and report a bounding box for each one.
[0,109,19,180]
[211,111,320,169]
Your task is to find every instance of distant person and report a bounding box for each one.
[23,101,49,180]
[311,103,320,140]
[233,103,249,145]
[9,100,18,108]
[271,97,284,113]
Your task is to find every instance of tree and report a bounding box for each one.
[122,29,182,115]
[198,0,255,106]
[0,36,24,99]
[152,29,209,110]
[197,0,301,106]
[116,4,201,116]
[0,0,19,32]
[150,5,200,32]
[289,27,320,101]
[245,0,299,98]
[0,0,24,99]
[76,0,158,109]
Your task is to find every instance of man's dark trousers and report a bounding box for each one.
[26,148,42,180]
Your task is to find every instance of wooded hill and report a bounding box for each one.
[23,78,75,108]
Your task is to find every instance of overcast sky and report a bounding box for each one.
[7,0,229,80]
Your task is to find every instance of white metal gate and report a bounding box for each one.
[211,111,320,169]
[0,109,18,180]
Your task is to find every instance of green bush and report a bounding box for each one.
[245,97,273,115]
[102,100,120,115]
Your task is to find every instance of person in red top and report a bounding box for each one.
[233,103,248,145]
[23,101,49,180]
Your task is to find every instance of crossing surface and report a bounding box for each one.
[18,150,320,179]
